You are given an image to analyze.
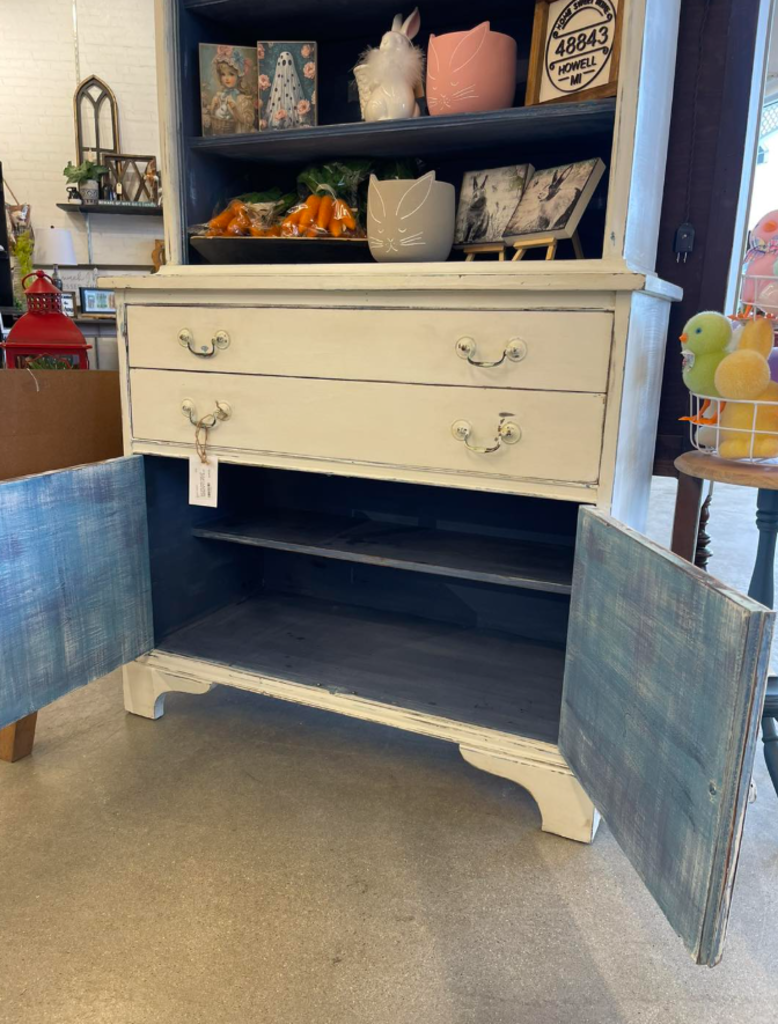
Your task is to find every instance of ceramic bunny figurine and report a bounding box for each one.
[354,9,423,122]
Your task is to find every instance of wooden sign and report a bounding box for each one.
[525,0,622,106]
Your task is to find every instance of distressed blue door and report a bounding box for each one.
[0,456,153,729]
[561,508,774,966]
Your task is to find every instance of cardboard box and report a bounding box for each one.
[0,371,123,482]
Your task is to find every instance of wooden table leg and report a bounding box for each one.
[0,712,38,763]
[671,471,705,562]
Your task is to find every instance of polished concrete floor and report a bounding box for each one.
[1,479,777,1024]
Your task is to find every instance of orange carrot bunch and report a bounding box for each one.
[203,191,362,240]
[280,193,360,238]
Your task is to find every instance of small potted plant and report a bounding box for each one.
[63,160,109,204]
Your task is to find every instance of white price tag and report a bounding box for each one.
[189,455,219,507]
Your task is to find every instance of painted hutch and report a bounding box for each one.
[1,0,774,967]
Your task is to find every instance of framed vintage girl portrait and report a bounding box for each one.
[525,0,623,106]
[199,44,259,136]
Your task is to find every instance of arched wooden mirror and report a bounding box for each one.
[74,76,120,164]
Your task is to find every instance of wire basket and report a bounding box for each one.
[740,272,778,316]
[687,392,778,462]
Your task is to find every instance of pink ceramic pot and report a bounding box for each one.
[426,22,517,116]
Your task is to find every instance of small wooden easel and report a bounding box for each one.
[463,242,507,262]
[510,231,584,262]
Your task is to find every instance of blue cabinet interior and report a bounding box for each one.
[143,456,577,742]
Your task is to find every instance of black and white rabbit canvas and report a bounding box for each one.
[454,165,533,246]
[502,158,605,243]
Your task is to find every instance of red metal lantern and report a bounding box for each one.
[1,270,91,370]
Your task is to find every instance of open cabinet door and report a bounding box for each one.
[0,456,153,729]
[560,508,773,967]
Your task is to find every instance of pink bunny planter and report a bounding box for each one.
[742,211,778,313]
[426,22,517,116]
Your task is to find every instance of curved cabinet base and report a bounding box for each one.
[123,659,213,720]
[460,745,600,844]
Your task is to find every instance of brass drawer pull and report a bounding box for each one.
[178,328,230,358]
[181,399,232,429]
[451,419,521,453]
[455,336,526,368]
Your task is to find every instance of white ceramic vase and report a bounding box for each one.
[367,171,455,262]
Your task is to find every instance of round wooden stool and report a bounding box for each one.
[673,451,778,796]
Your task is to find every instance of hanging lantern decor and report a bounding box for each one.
[1,270,91,370]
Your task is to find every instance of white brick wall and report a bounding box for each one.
[0,0,162,268]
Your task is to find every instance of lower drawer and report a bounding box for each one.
[130,370,605,485]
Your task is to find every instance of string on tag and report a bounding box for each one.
[195,416,210,464]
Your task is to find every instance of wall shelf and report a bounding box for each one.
[57,203,163,217]
[188,101,616,165]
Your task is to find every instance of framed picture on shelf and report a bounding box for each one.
[199,44,259,136]
[455,165,534,247]
[257,41,317,130]
[60,291,77,317]
[502,158,606,244]
[79,287,116,319]
[525,0,622,106]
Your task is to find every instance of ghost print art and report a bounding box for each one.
[257,41,317,130]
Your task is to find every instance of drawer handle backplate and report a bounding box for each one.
[181,399,232,429]
[451,419,521,453]
[455,336,526,368]
[179,328,230,358]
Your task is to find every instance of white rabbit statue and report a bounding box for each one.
[354,9,423,122]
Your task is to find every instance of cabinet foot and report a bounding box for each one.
[123,660,213,720]
[460,745,600,844]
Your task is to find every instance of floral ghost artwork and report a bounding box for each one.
[257,42,317,130]
[266,52,306,128]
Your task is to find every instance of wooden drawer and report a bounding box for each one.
[127,306,612,392]
[130,370,605,485]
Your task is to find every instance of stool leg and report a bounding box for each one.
[747,488,778,607]
[671,472,704,562]
[761,716,778,796]
[695,486,714,571]
[748,489,778,799]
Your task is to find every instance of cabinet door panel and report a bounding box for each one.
[0,457,153,728]
[561,508,773,966]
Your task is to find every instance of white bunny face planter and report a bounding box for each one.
[367,172,455,263]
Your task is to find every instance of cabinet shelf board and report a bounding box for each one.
[193,511,574,594]
[157,592,565,743]
[188,101,616,165]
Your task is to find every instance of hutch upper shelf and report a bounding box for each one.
[188,101,617,163]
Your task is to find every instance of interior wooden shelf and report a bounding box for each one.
[157,592,565,742]
[188,101,616,165]
[193,511,574,594]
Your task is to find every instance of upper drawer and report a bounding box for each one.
[129,369,605,486]
[126,306,612,392]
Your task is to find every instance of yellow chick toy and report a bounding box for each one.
[714,317,778,459]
